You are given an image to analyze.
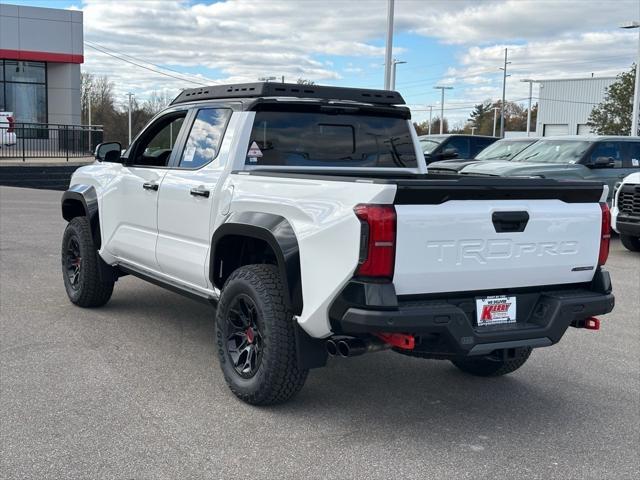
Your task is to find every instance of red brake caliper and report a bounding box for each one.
[245,328,255,344]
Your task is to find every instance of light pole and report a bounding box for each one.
[384,0,395,90]
[434,86,453,134]
[390,58,407,90]
[428,105,433,135]
[493,106,499,137]
[126,92,134,146]
[521,79,535,136]
[621,21,640,136]
[499,48,511,138]
[471,127,476,136]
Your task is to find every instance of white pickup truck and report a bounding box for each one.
[61,83,614,405]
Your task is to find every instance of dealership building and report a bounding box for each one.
[535,76,617,136]
[0,3,83,125]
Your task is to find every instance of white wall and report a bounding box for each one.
[536,77,616,136]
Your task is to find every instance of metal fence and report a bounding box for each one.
[0,123,104,161]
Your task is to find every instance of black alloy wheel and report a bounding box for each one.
[225,294,264,378]
[65,236,82,290]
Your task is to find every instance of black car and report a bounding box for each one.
[418,134,498,164]
[427,137,539,174]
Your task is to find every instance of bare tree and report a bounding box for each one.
[144,90,175,115]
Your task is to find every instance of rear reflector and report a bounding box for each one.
[354,204,396,279]
[598,202,611,266]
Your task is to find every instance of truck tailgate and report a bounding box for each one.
[393,179,605,295]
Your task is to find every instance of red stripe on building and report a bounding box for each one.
[0,49,83,64]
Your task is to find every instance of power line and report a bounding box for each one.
[84,43,210,86]
[85,40,219,86]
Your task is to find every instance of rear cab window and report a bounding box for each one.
[245,106,417,169]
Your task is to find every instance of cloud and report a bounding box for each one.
[406,0,639,45]
[74,0,637,118]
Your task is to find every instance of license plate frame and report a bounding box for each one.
[475,295,517,327]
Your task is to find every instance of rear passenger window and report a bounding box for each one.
[625,142,640,168]
[247,111,417,168]
[178,108,231,169]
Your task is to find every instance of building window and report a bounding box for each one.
[0,60,48,124]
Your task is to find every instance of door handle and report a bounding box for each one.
[143,182,159,191]
[492,211,530,233]
[190,187,210,198]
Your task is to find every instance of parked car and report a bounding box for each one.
[461,136,640,201]
[419,134,498,164]
[0,112,16,146]
[611,172,640,252]
[427,137,538,174]
[60,83,614,405]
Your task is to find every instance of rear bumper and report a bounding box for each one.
[330,270,614,357]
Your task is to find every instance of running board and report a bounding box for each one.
[117,264,219,307]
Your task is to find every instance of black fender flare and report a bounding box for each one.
[210,212,303,315]
[61,184,100,246]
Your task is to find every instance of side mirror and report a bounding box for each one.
[590,156,615,168]
[95,142,122,162]
[441,147,459,159]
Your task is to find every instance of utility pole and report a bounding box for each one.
[499,48,511,138]
[390,58,407,90]
[383,0,395,90]
[471,127,476,136]
[126,92,134,146]
[493,106,499,137]
[621,21,640,136]
[87,94,92,151]
[521,79,534,136]
[428,105,433,135]
[434,86,453,134]
[282,75,285,83]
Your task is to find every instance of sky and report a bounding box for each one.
[9,0,640,127]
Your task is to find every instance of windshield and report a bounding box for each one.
[475,139,537,161]
[511,140,591,164]
[247,110,417,168]
[420,138,443,154]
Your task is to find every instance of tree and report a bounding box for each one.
[468,101,494,134]
[143,90,174,115]
[296,78,315,85]
[587,64,636,135]
[430,117,448,134]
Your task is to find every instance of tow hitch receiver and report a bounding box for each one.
[375,332,415,350]
[572,316,600,331]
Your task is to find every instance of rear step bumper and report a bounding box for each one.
[331,272,614,357]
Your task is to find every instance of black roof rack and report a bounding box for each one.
[170,82,405,106]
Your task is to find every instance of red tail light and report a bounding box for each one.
[598,202,611,266]
[354,204,396,279]
[7,116,15,134]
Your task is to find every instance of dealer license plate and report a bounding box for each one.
[475,295,517,327]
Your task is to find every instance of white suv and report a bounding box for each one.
[0,112,16,146]
[59,83,615,405]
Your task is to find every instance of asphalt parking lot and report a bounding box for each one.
[0,185,638,479]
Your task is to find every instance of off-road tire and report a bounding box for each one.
[215,264,308,405]
[620,234,640,252]
[61,216,114,307]
[451,347,532,377]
